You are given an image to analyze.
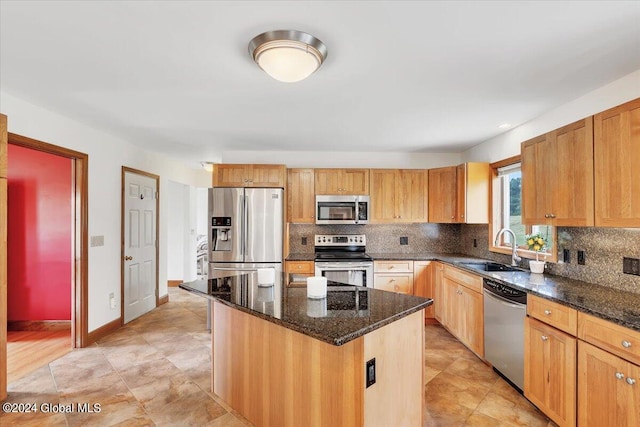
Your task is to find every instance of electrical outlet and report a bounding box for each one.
[301,237,307,246]
[109,292,116,309]
[623,257,640,276]
[473,239,477,248]
[400,237,408,245]
[577,250,586,265]
[366,358,376,388]
[563,249,571,264]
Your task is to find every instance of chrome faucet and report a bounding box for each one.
[495,228,522,266]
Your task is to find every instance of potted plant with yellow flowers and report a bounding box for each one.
[525,232,547,274]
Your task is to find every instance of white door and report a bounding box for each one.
[123,171,157,323]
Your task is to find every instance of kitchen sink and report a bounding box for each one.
[458,261,522,272]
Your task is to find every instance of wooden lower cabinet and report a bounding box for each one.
[285,261,314,287]
[441,275,483,357]
[413,261,434,319]
[524,317,576,427]
[433,262,445,324]
[578,340,639,427]
[374,260,414,294]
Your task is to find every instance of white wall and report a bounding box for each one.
[167,181,186,280]
[1,92,212,332]
[222,150,462,169]
[462,69,640,163]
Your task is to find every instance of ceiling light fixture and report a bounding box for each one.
[248,30,327,83]
[498,123,512,129]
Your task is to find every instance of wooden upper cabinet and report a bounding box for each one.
[428,163,488,224]
[456,163,489,224]
[594,97,640,227]
[287,168,315,223]
[522,117,594,226]
[428,166,457,223]
[314,168,369,195]
[213,164,285,188]
[370,169,428,223]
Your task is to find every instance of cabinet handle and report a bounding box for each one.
[244,179,249,182]
[615,372,625,380]
[544,309,552,315]
[398,215,402,219]
[451,216,455,219]
[627,378,637,385]
[388,265,394,269]
[622,340,632,348]
[541,335,548,341]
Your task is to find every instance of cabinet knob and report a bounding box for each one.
[615,372,625,380]
[451,216,455,219]
[544,214,549,218]
[549,213,556,218]
[627,378,637,385]
[460,214,464,218]
[398,215,402,219]
[388,265,394,269]
[389,278,395,282]
[544,309,552,315]
[394,285,399,291]
[622,340,632,348]
[541,335,549,341]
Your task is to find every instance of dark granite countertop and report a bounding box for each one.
[285,251,640,332]
[285,253,315,261]
[179,273,432,346]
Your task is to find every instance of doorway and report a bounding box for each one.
[1,131,88,397]
[121,167,159,324]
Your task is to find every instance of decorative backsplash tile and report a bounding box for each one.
[459,224,640,294]
[288,223,461,254]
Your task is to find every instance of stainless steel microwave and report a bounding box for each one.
[315,195,370,225]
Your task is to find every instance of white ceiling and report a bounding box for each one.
[1,1,639,168]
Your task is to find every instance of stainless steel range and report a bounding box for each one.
[314,234,373,287]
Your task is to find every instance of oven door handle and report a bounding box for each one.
[316,262,373,269]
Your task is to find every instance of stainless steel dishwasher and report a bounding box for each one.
[483,278,527,392]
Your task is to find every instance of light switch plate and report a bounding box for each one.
[91,235,105,247]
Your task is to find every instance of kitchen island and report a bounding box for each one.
[180,273,432,427]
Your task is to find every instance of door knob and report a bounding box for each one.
[124,256,133,261]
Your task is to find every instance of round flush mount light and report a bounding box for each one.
[248,30,327,83]
[498,123,512,129]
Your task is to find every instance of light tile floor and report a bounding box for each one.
[2,288,554,426]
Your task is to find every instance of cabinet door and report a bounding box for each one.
[434,262,445,324]
[341,169,369,195]
[442,277,460,335]
[413,261,433,319]
[398,170,428,222]
[314,169,341,194]
[428,166,456,223]
[250,165,285,187]
[578,340,639,427]
[552,118,594,226]
[287,169,315,223]
[370,169,398,222]
[459,285,483,357]
[213,164,249,187]
[521,134,552,224]
[594,98,640,227]
[374,273,413,294]
[525,317,576,427]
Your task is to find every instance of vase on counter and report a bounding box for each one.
[530,260,545,274]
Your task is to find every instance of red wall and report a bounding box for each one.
[7,144,72,321]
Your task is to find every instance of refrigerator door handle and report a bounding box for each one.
[240,192,245,256]
[244,194,249,259]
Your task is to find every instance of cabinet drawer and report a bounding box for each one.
[374,260,414,273]
[578,312,640,365]
[443,265,482,293]
[285,261,315,274]
[527,295,577,336]
[374,273,414,294]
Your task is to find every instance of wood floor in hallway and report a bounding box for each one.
[6,330,72,384]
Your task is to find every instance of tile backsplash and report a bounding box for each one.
[459,224,640,294]
[290,223,640,294]
[288,223,460,254]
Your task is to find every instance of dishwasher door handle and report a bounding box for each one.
[483,289,527,309]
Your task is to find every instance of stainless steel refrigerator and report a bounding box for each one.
[208,187,283,278]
